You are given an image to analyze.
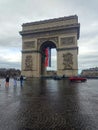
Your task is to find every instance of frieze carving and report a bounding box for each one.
[60,36,75,46]
[22,29,76,40]
[25,55,32,70]
[63,53,73,70]
[37,37,58,45]
[23,41,35,49]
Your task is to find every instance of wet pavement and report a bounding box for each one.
[0,78,98,130]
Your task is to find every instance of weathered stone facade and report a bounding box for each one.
[20,15,80,77]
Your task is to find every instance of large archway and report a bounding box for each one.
[40,41,57,76]
[20,15,80,77]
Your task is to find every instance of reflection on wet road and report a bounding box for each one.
[0,78,98,130]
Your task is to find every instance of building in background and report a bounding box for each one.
[81,67,98,77]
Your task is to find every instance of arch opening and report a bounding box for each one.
[40,41,57,76]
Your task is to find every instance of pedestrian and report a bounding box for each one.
[13,75,17,86]
[5,75,10,87]
[20,75,23,87]
[0,79,1,86]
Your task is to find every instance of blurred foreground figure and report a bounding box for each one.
[20,75,23,87]
[5,75,10,87]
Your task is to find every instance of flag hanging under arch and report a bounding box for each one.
[45,48,51,67]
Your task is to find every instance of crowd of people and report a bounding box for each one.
[5,75,24,87]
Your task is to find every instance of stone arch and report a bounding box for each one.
[20,15,80,77]
[37,37,58,50]
[40,40,57,51]
[39,41,57,76]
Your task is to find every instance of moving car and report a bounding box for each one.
[69,76,87,82]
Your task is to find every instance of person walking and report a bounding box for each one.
[5,75,10,87]
[20,75,23,87]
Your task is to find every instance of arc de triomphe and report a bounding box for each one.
[20,15,80,77]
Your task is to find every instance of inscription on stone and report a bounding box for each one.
[63,53,73,69]
[25,55,32,70]
[60,37,75,46]
[23,41,35,49]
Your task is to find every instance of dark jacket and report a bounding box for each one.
[20,76,23,81]
[6,76,9,82]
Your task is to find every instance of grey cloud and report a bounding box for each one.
[0,37,21,48]
[78,53,98,70]
[0,61,21,69]
[0,0,98,70]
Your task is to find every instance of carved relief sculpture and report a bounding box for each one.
[60,36,75,46]
[63,53,73,70]
[25,55,33,70]
[23,41,35,49]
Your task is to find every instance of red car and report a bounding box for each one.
[69,76,87,82]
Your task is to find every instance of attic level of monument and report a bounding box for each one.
[20,15,80,39]
[20,15,80,78]
[22,15,78,26]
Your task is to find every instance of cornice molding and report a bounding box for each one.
[22,15,78,27]
[57,47,78,51]
[22,50,40,53]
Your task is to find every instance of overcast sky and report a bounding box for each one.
[0,0,98,71]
